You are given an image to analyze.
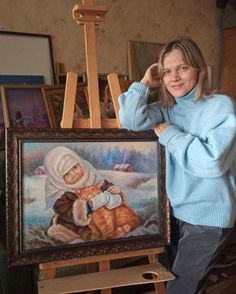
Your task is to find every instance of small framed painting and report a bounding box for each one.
[1,85,52,129]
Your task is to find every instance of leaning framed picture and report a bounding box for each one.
[0,31,55,85]
[1,85,52,129]
[42,84,89,127]
[6,128,170,267]
[128,40,164,81]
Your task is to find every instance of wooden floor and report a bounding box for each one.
[206,275,236,294]
[140,276,236,294]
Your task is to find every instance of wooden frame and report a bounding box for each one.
[0,31,55,85]
[1,85,52,129]
[0,95,4,149]
[42,84,89,128]
[6,128,170,267]
[128,40,164,81]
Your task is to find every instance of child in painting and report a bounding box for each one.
[44,146,140,244]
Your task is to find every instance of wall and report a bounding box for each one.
[0,0,222,88]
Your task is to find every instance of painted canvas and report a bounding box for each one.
[1,85,51,128]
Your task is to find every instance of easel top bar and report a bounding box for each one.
[73,4,108,24]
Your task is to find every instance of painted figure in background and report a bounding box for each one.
[103,84,116,118]
[118,37,236,294]
[44,146,139,243]
[13,110,25,128]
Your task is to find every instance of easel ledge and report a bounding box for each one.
[38,248,174,294]
[38,263,174,294]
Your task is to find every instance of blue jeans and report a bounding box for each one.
[166,218,232,294]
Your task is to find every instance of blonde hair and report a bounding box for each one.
[157,38,213,107]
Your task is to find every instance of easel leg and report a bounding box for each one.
[43,268,56,280]
[99,260,112,294]
[87,263,97,294]
[155,282,166,294]
[148,254,166,294]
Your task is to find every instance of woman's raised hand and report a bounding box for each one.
[140,63,161,88]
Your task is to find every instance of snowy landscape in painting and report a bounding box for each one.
[21,141,160,250]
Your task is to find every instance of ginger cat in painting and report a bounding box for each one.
[76,181,140,240]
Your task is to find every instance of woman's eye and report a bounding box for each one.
[163,70,170,76]
[179,65,188,72]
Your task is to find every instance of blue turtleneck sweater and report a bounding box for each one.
[118,82,236,228]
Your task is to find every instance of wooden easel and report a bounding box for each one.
[38,1,174,293]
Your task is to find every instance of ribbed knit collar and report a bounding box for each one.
[173,87,201,111]
[174,87,196,103]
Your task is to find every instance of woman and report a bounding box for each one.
[118,37,236,294]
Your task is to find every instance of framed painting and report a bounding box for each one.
[0,31,55,85]
[128,40,164,81]
[42,84,89,127]
[1,85,53,129]
[6,128,170,267]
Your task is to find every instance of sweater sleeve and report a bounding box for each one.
[118,82,163,131]
[159,100,236,178]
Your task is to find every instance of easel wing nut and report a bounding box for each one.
[73,4,108,24]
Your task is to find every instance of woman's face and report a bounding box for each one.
[63,163,84,185]
[162,49,198,98]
